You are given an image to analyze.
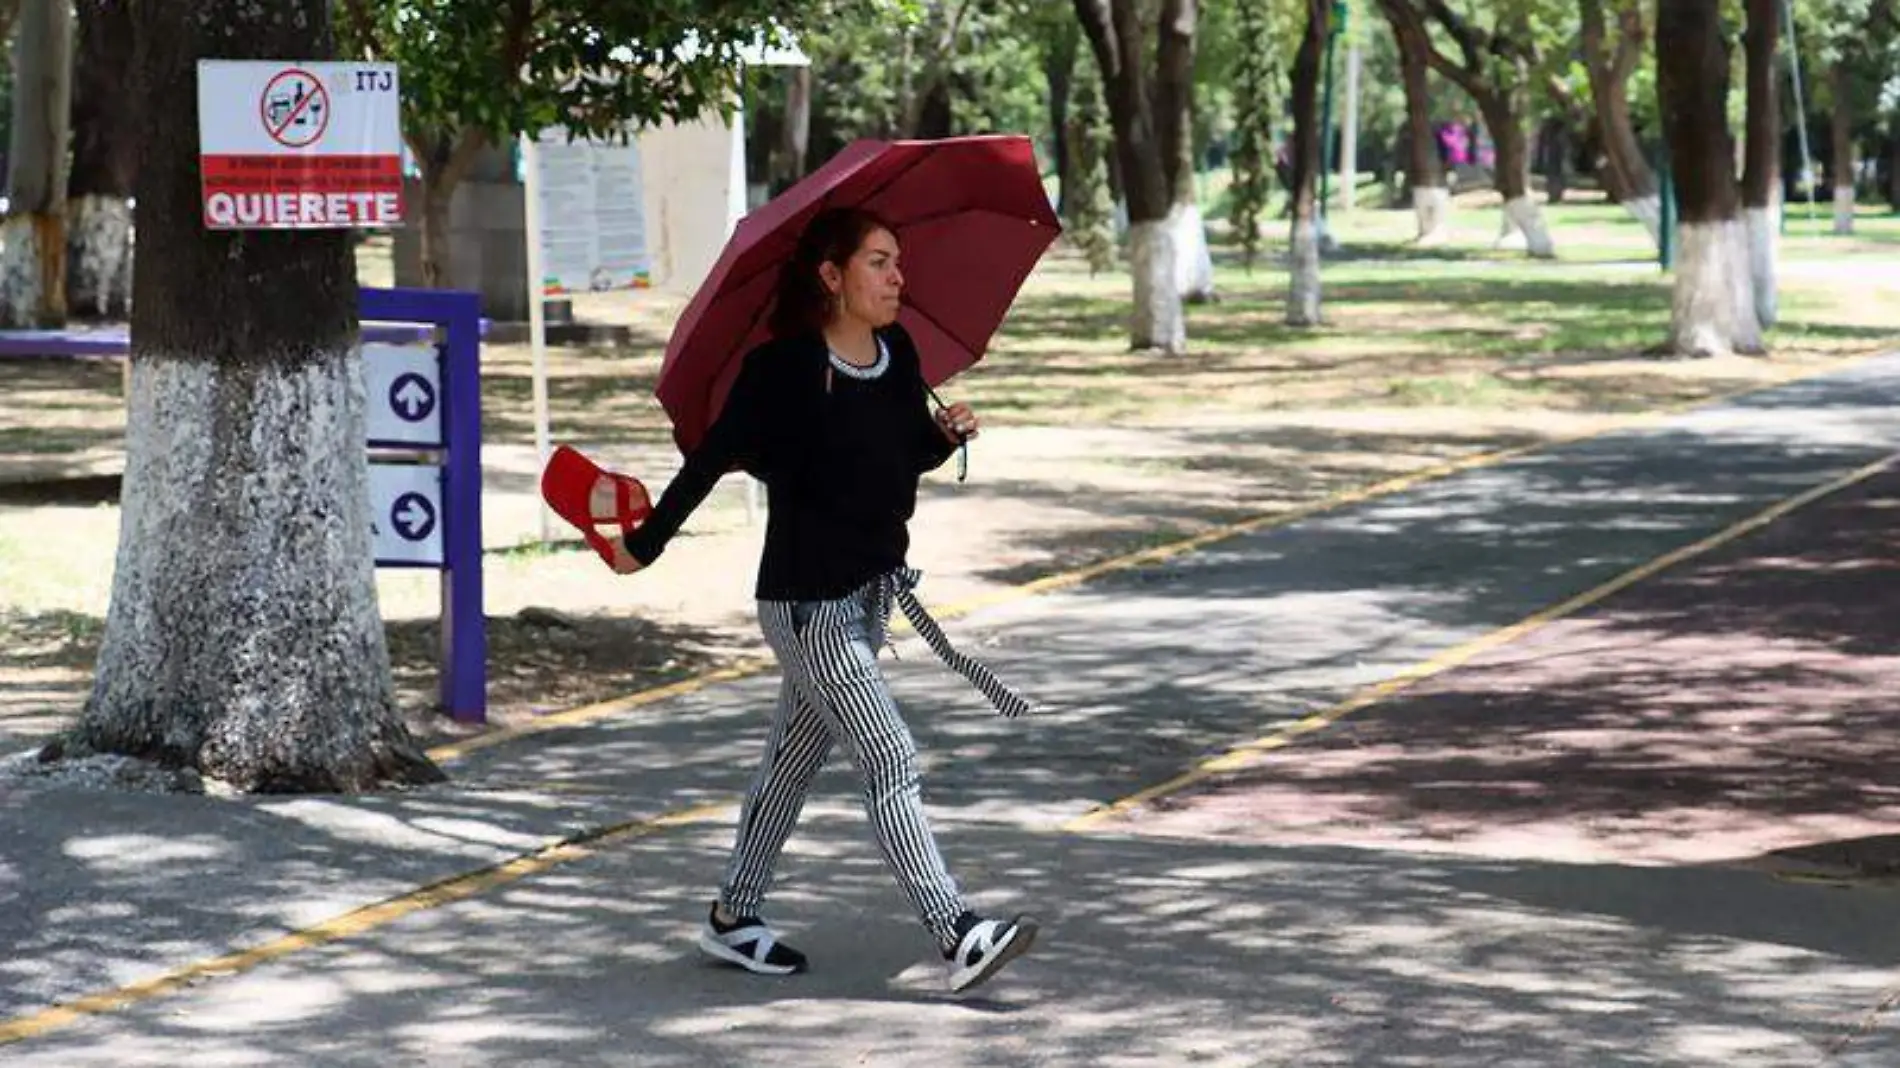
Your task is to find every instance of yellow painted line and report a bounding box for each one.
[428,351,1891,765]
[1063,453,1898,831]
[0,800,732,1048]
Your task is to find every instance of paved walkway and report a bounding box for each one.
[4,354,1900,1065]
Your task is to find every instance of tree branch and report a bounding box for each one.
[1612,0,1645,84]
[339,0,382,57]
[1072,0,1120,82]
[1419,0,1486,76]
[1389,0,1486,103]
[502,0,535,73]
[903,0,974,136]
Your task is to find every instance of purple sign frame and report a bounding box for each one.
[359,286,487,723]
[0,291,489,724]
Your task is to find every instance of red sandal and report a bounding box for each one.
[540,444,652,568]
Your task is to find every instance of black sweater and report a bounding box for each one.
[625,324,958,601]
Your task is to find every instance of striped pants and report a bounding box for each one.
[718,571,1030,947]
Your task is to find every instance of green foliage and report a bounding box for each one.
[1793,0,1900,119]
[1229,0,1277,269]
[1064,52,1118,276]
[792,0,1047,155]
[337,1,812,154]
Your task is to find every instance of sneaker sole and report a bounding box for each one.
[948,918,1038,994]
[697,930,804,975]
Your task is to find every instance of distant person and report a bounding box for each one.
[595,206,1038,995]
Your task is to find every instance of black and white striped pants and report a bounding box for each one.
[719,569,1031,947]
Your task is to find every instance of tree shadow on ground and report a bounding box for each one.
[1,802,1891,1066]
[1120,448,1900,880]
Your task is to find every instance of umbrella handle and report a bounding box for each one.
[924,382,970,484]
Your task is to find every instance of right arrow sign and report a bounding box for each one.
[369,464,444,566]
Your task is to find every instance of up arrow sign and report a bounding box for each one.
[365,343,444,447]
[391,373,436,421]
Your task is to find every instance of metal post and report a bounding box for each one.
[1659,140,1676,271]
[437,291,488,723]
[521,132,555,543]
[1318,5,1341,229]
[1342,37,1361,212]
[1780,0,1819,228]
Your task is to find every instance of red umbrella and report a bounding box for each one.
[656,134,1060,453]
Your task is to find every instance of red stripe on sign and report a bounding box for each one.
[201,154,403,195]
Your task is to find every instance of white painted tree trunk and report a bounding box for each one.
[1833,185,1855,234]
[2,0,74,328]
[1286,218,1322,326]
[1494,196,1556,258]
[1167,202,1216,302]
[1412,185,1450,244]
[1745,202,1778,328]
[1623,193,1662,247]
[1127,220,1186,354]
[66,194,134,318]
[0,216,58,327]
[1668,219,1764,357]
[84,349,433,791]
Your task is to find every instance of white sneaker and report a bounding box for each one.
[696,905,808,976]
[943,913,1037,994]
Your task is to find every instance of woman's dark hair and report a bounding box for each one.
[768,207,895,339]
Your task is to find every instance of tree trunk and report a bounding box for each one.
[1075,0,1184,353]
[1157,0,1213,303]
[66,0,138,320]
[914,81,954,141]
[1581,0,1659,243]
[1286,0,1327,326]
[1656,0,1762,357]
[419,164,455,290]
[1541,118,1569,203]
[778,66,813,189]
[1741,0,1780,328]
[1830,62,1856,234]
[0,0,75,328]
[409,129,486,290]
[1889,114,1900,211]
[1480,94,1555,258]
[1382,2,1449,243]
[81,0,443,792]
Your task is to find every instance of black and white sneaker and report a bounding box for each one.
[943,912,1037,994]
[696,905,809,976]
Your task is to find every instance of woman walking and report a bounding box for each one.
[591,207,1036,994]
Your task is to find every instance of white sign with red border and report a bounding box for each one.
[197,60,404,230]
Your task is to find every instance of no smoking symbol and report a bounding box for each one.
[260,69,329,148]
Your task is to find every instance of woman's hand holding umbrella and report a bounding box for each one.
[934,402,980,443]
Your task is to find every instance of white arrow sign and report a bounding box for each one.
[369,463,444,566]
[364,342,443,447]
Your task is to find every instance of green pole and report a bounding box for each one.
[1318,1,1345,228]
